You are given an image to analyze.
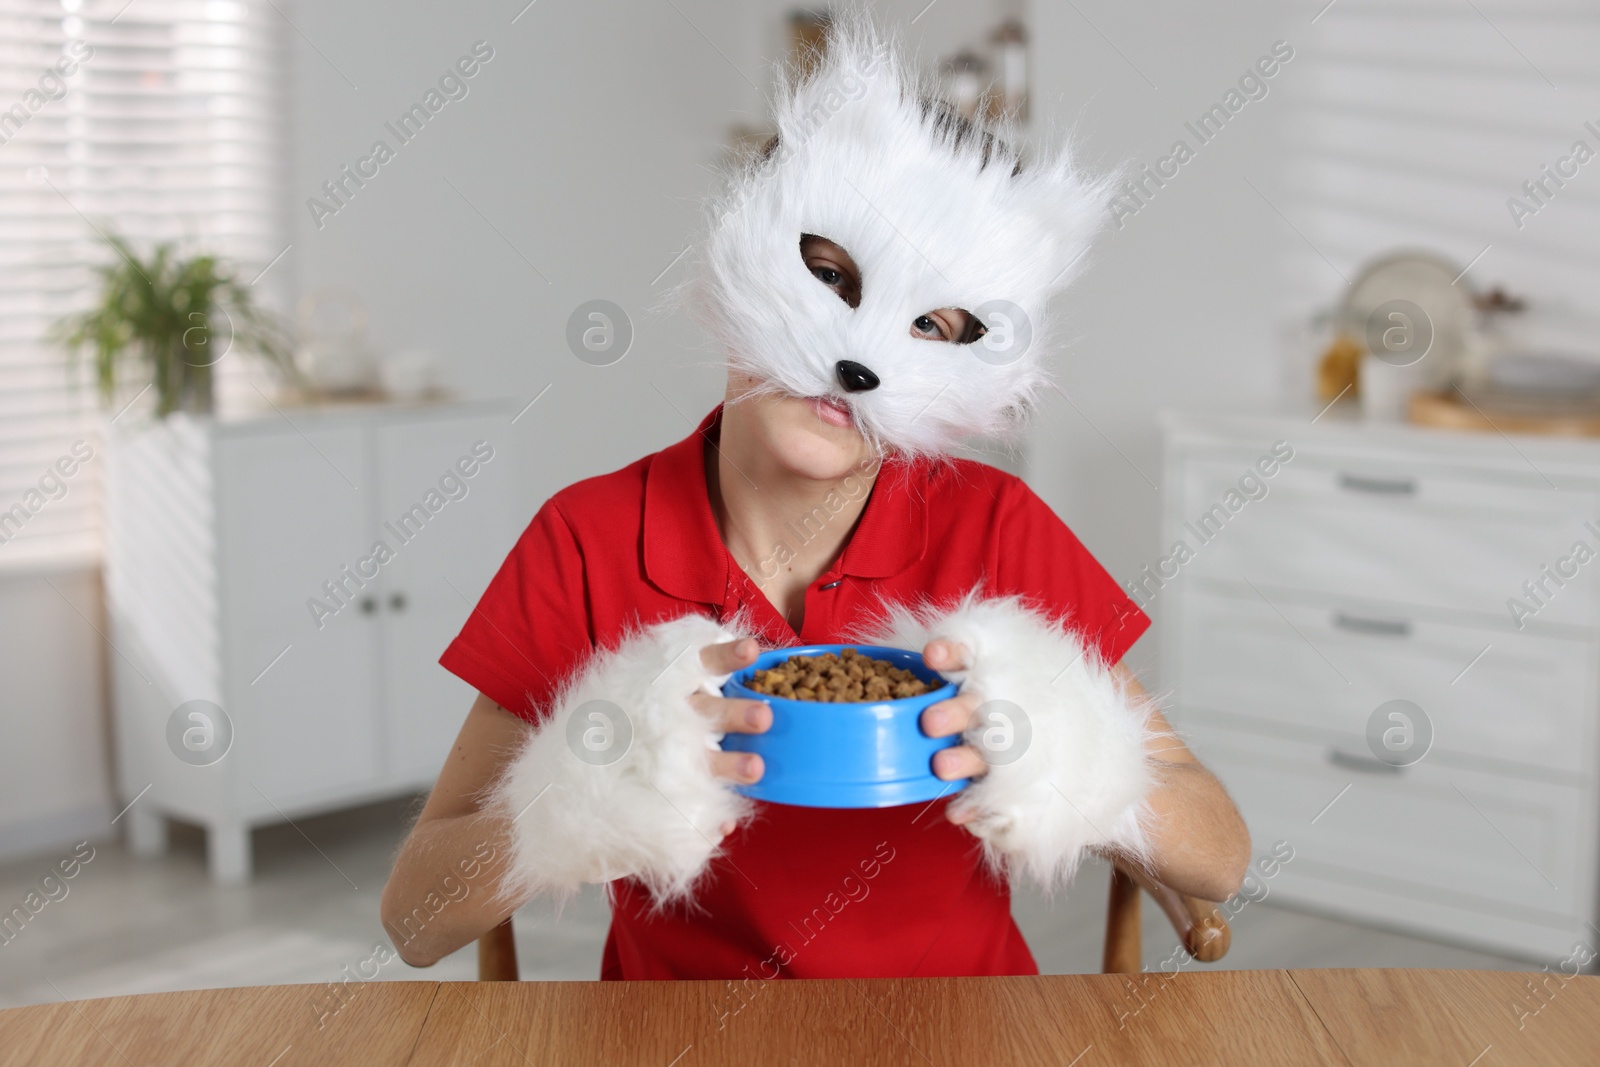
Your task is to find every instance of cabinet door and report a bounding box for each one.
[372,412,517,785]
[216,425,382,809]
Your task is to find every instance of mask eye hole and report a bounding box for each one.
[911,309,988,344]
[800,233,862,309]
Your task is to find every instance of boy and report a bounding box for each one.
[381,16,1248,980]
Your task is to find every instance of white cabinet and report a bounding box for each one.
[105,400,518,882]
[1159,410,1600,963]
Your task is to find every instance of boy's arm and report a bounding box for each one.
[1103,664,1250,902]
[379,693,529,968]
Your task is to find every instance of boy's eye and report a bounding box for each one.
[911,310,988,344]
[799,233,862,308]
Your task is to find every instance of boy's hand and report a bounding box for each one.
[920,639,988,825]
[693,639,770,839]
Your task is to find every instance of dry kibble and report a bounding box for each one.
[744,650,934,701]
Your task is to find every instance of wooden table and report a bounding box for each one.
[1,970,1594,1066]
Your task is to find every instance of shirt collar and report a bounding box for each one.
[837,451,930,580]
[642,404,928,605]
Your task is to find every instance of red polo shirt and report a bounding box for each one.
[440,404,1148,980]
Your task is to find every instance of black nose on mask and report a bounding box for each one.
[835,360,880,393]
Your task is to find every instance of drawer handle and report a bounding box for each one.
[1332,612,1411,637]
[1338,472,1417,495]
[1327,749,1405,775]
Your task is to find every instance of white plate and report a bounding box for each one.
[1339,250,1476,387]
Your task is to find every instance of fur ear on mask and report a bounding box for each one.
[853,592,1162,894]
[1014,151,1120,296]
[681,9,1118,461]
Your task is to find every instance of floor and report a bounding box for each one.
[0,796,1528,1010]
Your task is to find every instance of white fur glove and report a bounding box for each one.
[488,612,755,907]
[862,594,1160,892]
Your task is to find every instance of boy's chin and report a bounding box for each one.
[765,394,874,481]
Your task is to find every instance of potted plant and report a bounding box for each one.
[55,233,297,418]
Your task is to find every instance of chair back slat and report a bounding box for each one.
[1102,864,1144,973]
[478,917,519,981]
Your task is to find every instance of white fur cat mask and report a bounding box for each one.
[691,16,1115,460]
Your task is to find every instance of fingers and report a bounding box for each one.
[700,637,760,676]
[922,638,969,674]
[688,691,771,735]
[919,690,980,738]
[924,687,987,785]
[931,743,988,782]
[945,802,979,826]
[709,749,764,785]
[689,688,767,782]
[684,660,768,783]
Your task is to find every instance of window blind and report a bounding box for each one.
[0,0,286,568]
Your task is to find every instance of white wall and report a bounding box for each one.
[283,0,771,516]
[1026,0,1290,671]
[0,566,113,860]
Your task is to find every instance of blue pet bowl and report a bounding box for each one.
[720,644,967,809]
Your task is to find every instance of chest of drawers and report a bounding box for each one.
[1158,410,1600,962]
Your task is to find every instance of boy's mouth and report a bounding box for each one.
[807,395,855,429]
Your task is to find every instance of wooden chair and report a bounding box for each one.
[476,859,1229,980]
[1101,859,1230,973]
[479,915,521,981]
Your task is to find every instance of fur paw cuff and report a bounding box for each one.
[865,595,1158,892]
[489,613,753,907]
